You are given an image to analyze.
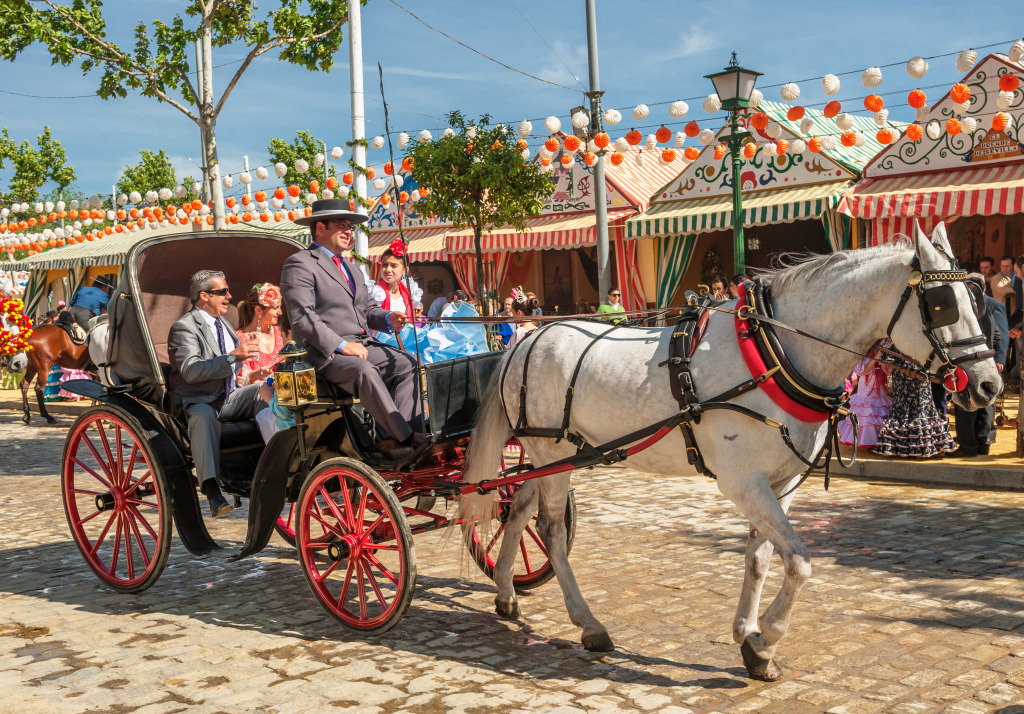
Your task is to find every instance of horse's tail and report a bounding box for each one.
[458,354,513,540]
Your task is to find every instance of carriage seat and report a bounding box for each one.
[315,374,355,404]
[219,419,263,451]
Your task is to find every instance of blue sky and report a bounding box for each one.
[0,0,1020,201]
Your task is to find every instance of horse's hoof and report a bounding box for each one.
[21,415,30,425]
[741,635,783,681]
[582,632,615,652]
[494,599,520,620]
[46,418,57,425]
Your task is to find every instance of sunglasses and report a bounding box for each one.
[205,288,230,296]
[610,293,621,297]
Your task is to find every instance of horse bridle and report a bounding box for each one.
[885,251,994,392]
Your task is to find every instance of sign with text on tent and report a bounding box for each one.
[966,129,1024,163]
[541,152,631,215]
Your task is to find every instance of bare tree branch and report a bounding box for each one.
[211,39,279,119]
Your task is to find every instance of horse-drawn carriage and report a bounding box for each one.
[59,230,574,632]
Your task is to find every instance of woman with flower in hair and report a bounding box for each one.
[508,286,540,347]
[369,238,423,318]
[235,282,284,386]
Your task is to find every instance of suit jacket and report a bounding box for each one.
[982,296,1010,368]
[280,246,390,369]
[167,307,242,406]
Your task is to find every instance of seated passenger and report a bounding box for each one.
[167,270,264,518]
[281,200,425,459]
[234,282,285,387]
[368,240,423,318]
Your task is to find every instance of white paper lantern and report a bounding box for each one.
[956,48,978,73]
[255,166,268,180]
[632,104,649,121]
[645,134,657,151]
[295,159,309,174]
[906,57,929,79]
[256,200,268,211]
[325,188,338,200]
[418,130,431,143]
[634,152,644,167]
[766,122,782,139]
[230,204,240,214]
[571,110,590,129]
[675,131,686,148]
[517,119,532,137]
[854,132,867,147]
[698,128,715,145]
[822,74,840,96]
[915,105,931,123]
[760,142,774,157]
[442,127,455,138]
[372,136,385,150]
[544,116,561,134]
[397,133,410,149]
[238,173,251,188]
[72,220,81,229]
[521,148,531,160]
[926,120,942,140]
[962,116,978,134]
[393,174,404,188]
[614,137,630,152]
[835,113,854,131]
[32,201,43,214]
[373,178,385,191]
[603,108,621,125]
[749,88,763,109]
[330,146,344,159]
[157,187,171,200]
[780,82,800,101]
[305,193,317,204]
[861,67,883,88]
[790,138,807,154]
[996,90,1015,110]
[44,201,54,213]
[703,93,722,113]
[313,152,324,168]
[799,117,814,135]
[70,200,80,210]
[221,176,232,190]
[273,163,287,178]
[336,185,350,197]
[873,109,889,126]
[128,191,142,204]
[1010,39,1024,64]
[539,145,552,159]
[668,100,689,119]
[57,200,66,211]
[199,204,210,216]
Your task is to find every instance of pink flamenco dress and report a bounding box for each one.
[838,356,892,448]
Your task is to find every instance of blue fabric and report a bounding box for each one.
[496,321,515,346]
[69,286,109,316]
[373,302,488,363]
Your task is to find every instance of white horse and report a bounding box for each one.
[459,223,1000,680]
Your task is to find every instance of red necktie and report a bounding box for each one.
[331,255,353,291]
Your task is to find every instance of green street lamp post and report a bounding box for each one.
[705,53,762,276]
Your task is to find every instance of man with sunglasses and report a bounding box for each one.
[596,286,625,323]
[168,270,263,517]
[949,273,1008,458]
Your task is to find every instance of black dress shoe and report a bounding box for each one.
[979,445,990,455]
[947,447,978,458]
[207,490,233,518]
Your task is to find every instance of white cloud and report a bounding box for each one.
[535,41,587,87]
[665,27,718,60]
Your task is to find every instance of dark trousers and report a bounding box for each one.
[320,341,422,442]
[185,384,265,484]
[953,403,996,455]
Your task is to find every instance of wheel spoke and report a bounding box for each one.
[123,442,140,486]
[336,559,355,608]
[124,469,152,498]
[356,512,387,548]
[122,516,136,580]
[357,560,368,620]
[485,522,507,556]
[71,488,104,496]
[126,503,158,541]
[320,557,343,579]
[125,510,152,567]
[340,482,357,531]
[321,486,351,533]
[76,508,105,526]
[72,456,113,490]
[94,422,116,481]
[361,555,390,611]
[519,535,533,573]
[109,513,123,576]
[126,497,159,509]
[524,524,549,557]
[308,509,346,540]
[89,512,118,556]
[365,551,399,586]
[114,424,125,488]
[357,486,368,533]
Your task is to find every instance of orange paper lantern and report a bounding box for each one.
[402,157,414,171]
[908,89,927,109]
[714,143,728,160]
[750,112,769,131]
[742,142,757,158]
[544,137,560,152]
[993,112,1011,132]
[906,123,923,141]
[384,161,394,175]
[787,106,805,121]
[366,168,375,180]
[273,212,283,222]
[273,187,285,200]
[540,156,552,166]
[593,132,610,148]
[399,191,409,204]
[240,194,251,206]
[191,199,203,211]
[949,83,970,105]
[418,187,429,198]
[515,139,528,152]
[661,149,677,162]
[254,190,267,202]
[808,137,822,153]
[259,213,269,222]
[655,126,672,144]
[225,197,237,208]
[564,135,581,151]
[309,179,320,194]
[683,146,700,161]
[560,154,573,165]
[776,139,789,155]
[610,152,625,166]
[287,210,297,221]
[864,94,884,112]
[229,214,239,224]
[381,193,391,205]
[116,209,126,220]
[840,131,857,147]
[946,118,963,135]
[242,213,252,222]
[823,101,841,119]
[876,128,894,144]
[584,151,597,166]
[626,129,643,145]
[129,208,139,219]
[287,184,300,198]
[999,73,1020,93]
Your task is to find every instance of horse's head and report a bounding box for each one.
[887,222,1001,411]
[0,313,28,374]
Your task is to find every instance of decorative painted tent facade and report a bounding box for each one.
[627,101,895,306]
[839,53,1024,264]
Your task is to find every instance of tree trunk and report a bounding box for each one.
[200,25,225,230]
[473,223,486,316]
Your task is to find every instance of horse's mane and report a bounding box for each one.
[753,243,907,296]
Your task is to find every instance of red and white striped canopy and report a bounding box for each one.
[366,225,449,262]
[840,163,1024,220]
[445,208,634,255]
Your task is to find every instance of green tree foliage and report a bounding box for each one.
[267,130,337,188]
[0,0,358,227]
[0,126,77,207]
[405,111,551,306]
[114,149,200,206]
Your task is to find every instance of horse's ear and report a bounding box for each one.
[930,221,953,253]
[914,220,940,263]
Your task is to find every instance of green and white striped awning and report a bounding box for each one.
[626,181,850,238]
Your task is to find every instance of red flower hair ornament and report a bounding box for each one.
[257,283,281,308]
[388,238,407,259]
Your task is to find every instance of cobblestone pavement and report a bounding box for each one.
[3,411,1024,713]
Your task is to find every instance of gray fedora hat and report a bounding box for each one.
[293,199,369,227]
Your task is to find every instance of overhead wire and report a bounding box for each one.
[505,0,587,91]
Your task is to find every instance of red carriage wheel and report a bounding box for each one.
[275,501,297,547]
[61,408,172,593]
[469,441,577,590]
[296,458,416,632]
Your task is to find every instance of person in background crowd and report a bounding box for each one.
[979,256,997,297]
[427,291,453,319]
[596,286,625,322]
[872,347,957,459]
[496,293,516,347]
[990,255,1014,306]
[69,276,113,318]
[839,341,893,449]
[1006,256,1024,391]
[710,277,728,299]
[526,291,542,317]
[57,300,66,313]
[575,297,595,314]
[950,273,1009,458]
[729,274,748,299]
[44,310,57,324]
[508,287,540,347]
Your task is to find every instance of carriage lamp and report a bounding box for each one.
[273,340,317,408]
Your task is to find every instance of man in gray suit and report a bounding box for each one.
[168,270,263,517]
[281,200,423,456]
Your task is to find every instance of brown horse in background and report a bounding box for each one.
[19,324,92,424]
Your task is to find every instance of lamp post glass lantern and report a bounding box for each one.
[704,53,761,276]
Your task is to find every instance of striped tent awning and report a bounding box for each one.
[839,163,1024,219]
[367,225,449,262]
[626,182,850,238]
[446,208,635,254]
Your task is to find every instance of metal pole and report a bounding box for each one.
[322,140,329,185]
[348,0,369,277]
[730,111,746,276]
[243,155,252,200]
[585,0,610,299]
[194,41,211,204]
[111,185,116,225]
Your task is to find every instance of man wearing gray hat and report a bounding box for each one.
[281,200,424,457]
